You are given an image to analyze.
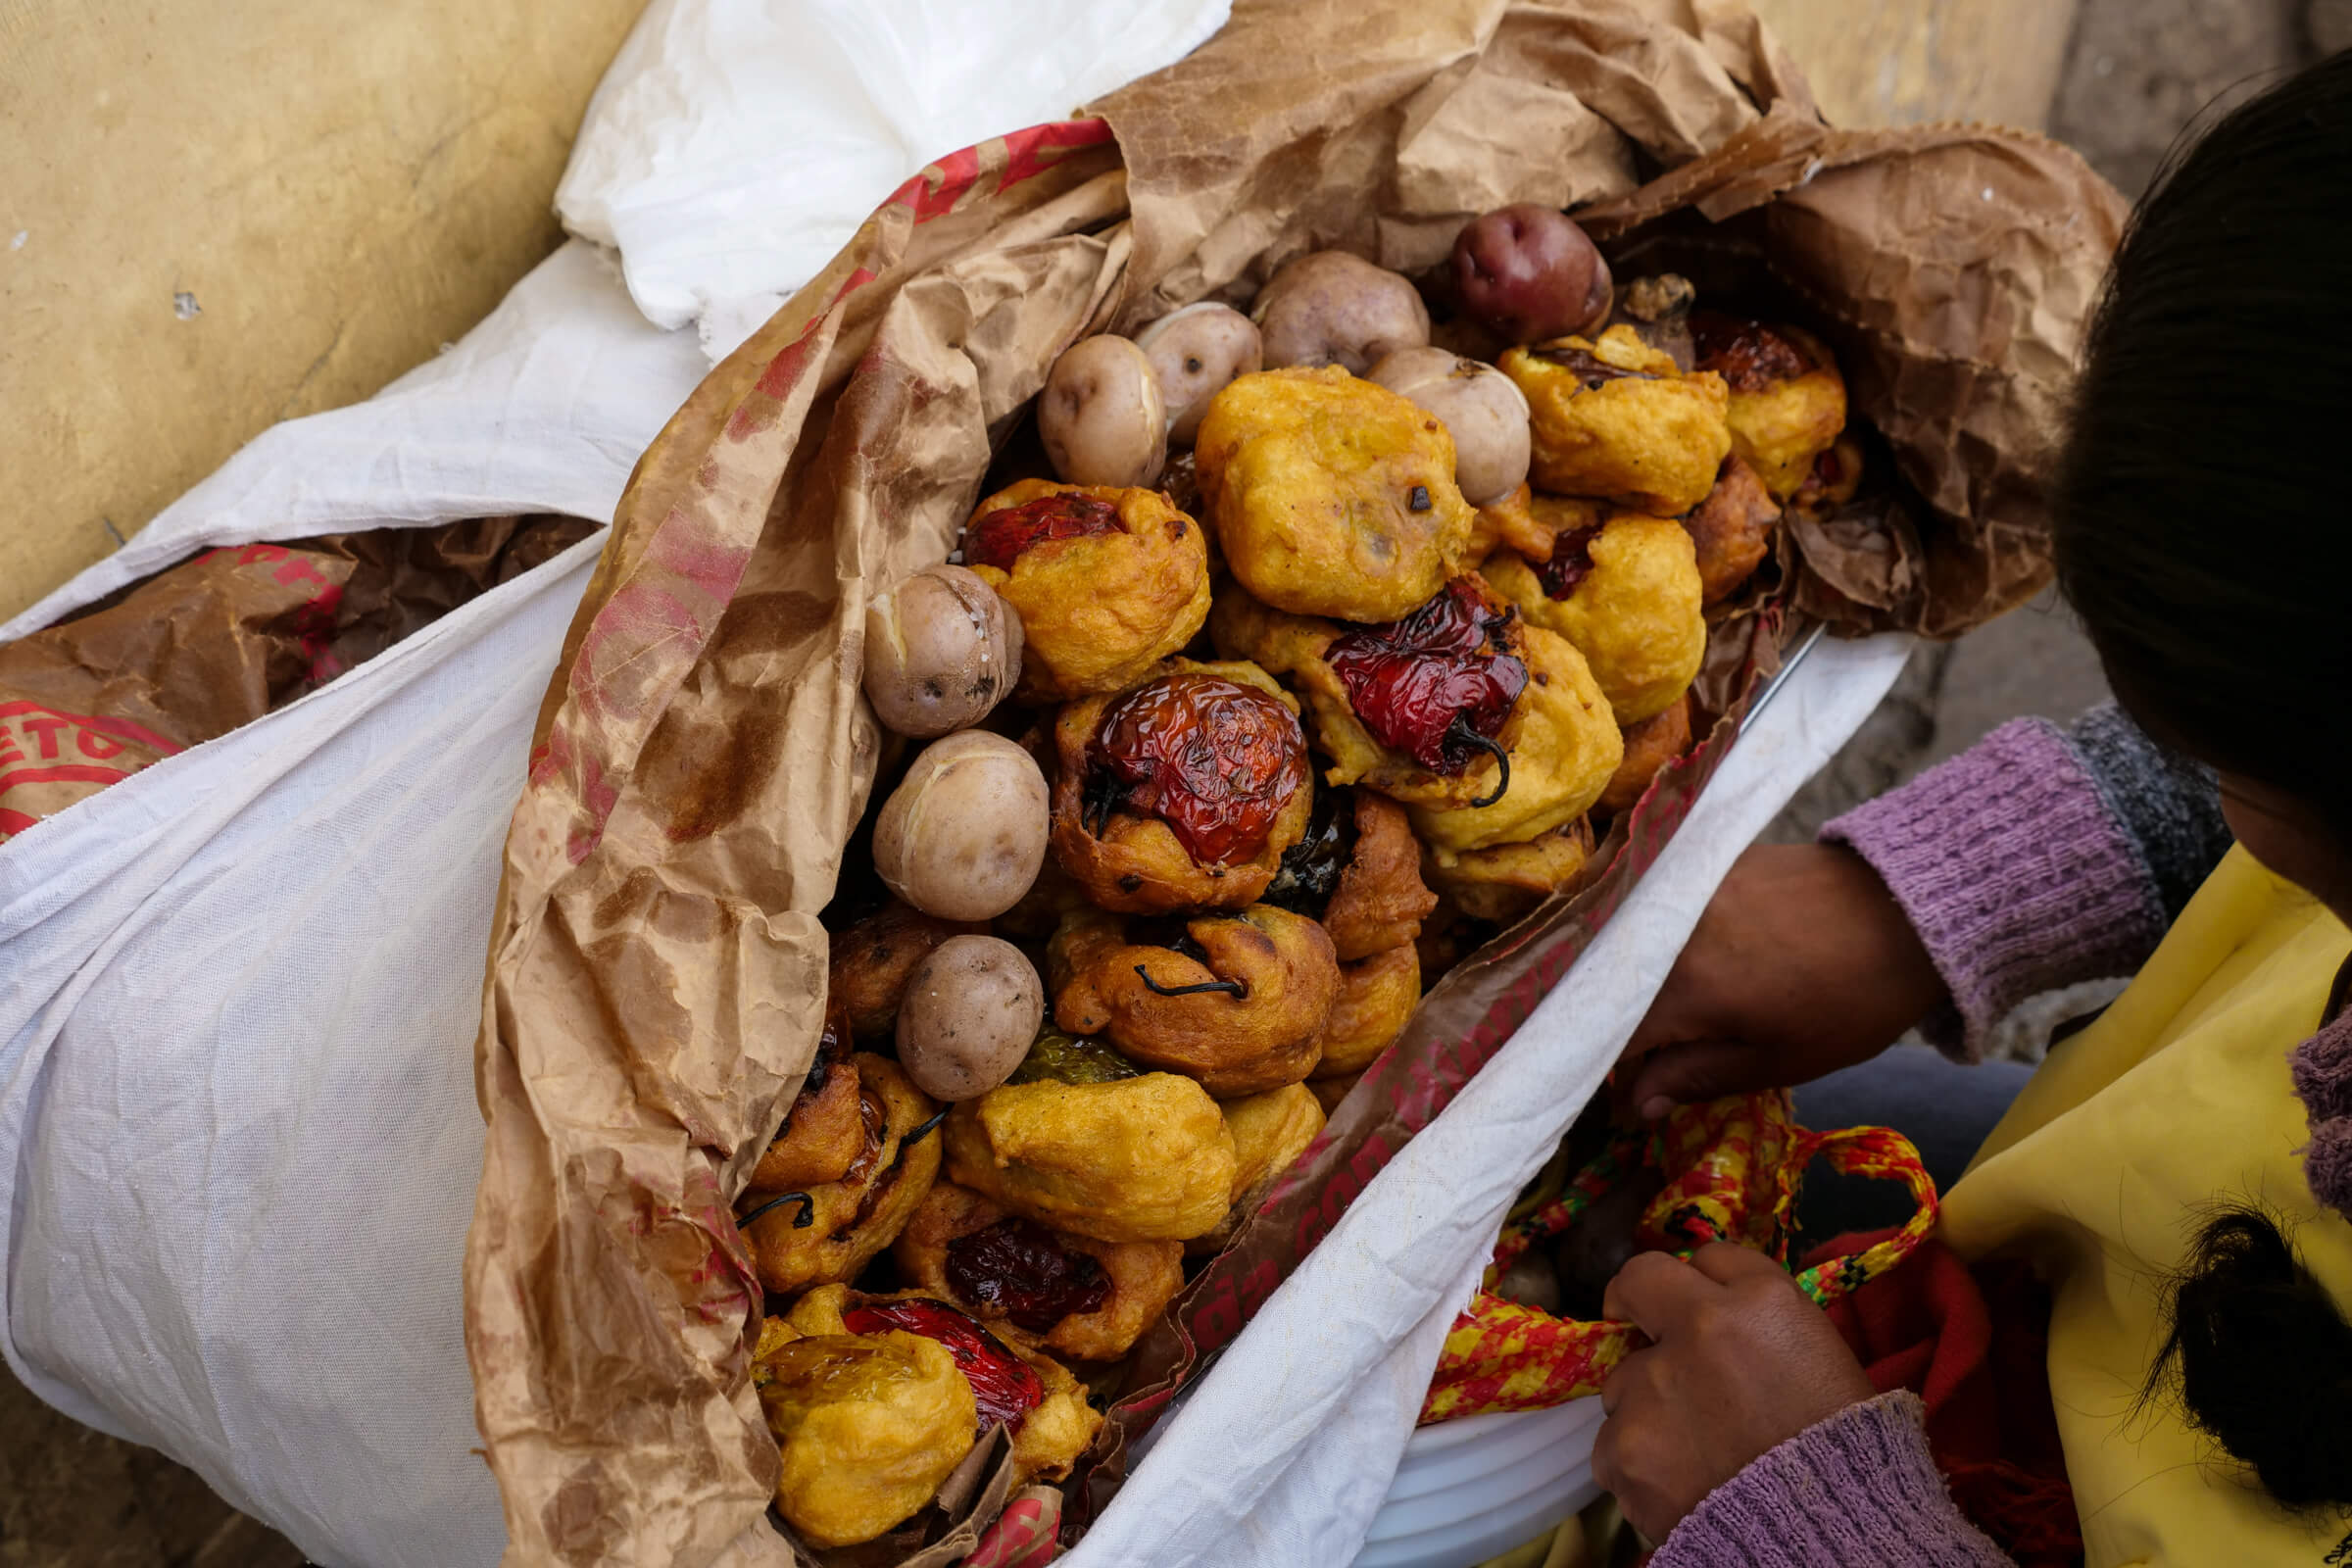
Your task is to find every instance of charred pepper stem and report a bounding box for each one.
[903,1105,952,1147]
[1451,718,1512,808]
[740,1190,816,1230]
[1133,963,1247,1000]
[1081,767,1125,842]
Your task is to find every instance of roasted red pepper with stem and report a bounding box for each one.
[944,1218,1112,1332]
[1326,579,1527,803]
[842,1298,1047,1434]
[1084,673,1307,864]
[961,492,1122,572]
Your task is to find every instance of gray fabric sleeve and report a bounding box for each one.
[2064,703,2233,921]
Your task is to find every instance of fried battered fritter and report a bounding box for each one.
[1050,904,1339,1098]
[755,1318,974,1547]
[1195,367,1477,621]
[1209,581,1528,812]
[1318,792,1441,961]
[1422,817,1596,925]
[1189,1081,1327,1254]
[1500,325,1732,515]
[944,1073,1237,1243]
[1690,316,1847,502]
[1049,659,1313,914]
[1598,693,1693,814]
[1482,514,1705,723]
[1406,624,1622,854]
[742,1054,942,1296]
[748,1005,864,1192]
[965,479,1211,700]
[1312,941,1422,1077]
[1682,456,1779,606]
[892,1182,1183,1362]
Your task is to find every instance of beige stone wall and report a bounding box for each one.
[0,0,651,622]
[0,0,2076,626]
[1750,0,2078,131]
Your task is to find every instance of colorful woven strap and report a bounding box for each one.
[1420,1093,1936,1424]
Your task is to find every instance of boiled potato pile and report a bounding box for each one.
[734,200,1854,1548]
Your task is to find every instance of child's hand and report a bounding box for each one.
[1592,1243,1878,1542]
[1618,845,1947,1116]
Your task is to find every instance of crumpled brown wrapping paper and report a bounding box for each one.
[462,4,2125,1563]
[0,514,592,843]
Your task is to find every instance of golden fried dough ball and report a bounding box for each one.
[1049,660,1313,915]
[1500,325,1731,514]
[773,1287,1100,1487]
[891,1181,1183,1362]
[1189,1082,1327,1254]
[741,1054,942,1296]
[945,1073,1238,1243]
[1195,367,1477,621]
[827,900,985,1043]
[1690,316,1847,502]
[1050,905,1340,1098]
[755,1319,974,1547]
[1598,693,1693,814]
[749,1005,864,1192]
[1423,818,1596,925]
[1209,578,1528,812]
[1482,515,1704,723]
[1683,456,1779,606]
[1407,624,1621,854]
[963,479,1210,700]
[1313,942,1422,1077]
[1317,792,1441,961]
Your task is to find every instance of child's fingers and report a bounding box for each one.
[1624,1036,1770,1118]
[1601,1249,1714,1334]
[1683,1241,1787,1287]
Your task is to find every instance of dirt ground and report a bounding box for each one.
[0,2,2325,1563]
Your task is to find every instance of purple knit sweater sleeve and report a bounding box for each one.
[1651,1393,2011,1567]
[1822,715,2173,1062]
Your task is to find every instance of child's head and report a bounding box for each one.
[2057,51,2352,914]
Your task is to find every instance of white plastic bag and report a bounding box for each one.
[555,0,1231,355]
[0,241,708,1568]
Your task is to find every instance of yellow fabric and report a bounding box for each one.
[1941,847,2352,1566]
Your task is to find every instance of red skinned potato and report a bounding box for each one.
[1451,205,1612,345]
[861,564,1022,738]
[1040,335,1168,488]
[1251,252,1431,375]
[1137,304,1263,446]
[1366,347,1532,506]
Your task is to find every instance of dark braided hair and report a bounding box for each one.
[2057,54,2352,1508]
[2144,1212,2352,1507]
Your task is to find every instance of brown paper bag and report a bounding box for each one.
[0,516,592,842]
[463,4,2123,1562]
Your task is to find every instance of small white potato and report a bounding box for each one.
[862,564,1023,738]
[872,731,1050,921]
[1367,347,1533,505]
[896,935,1045,1101]
[1136,303,1264,446]
[1039,335,1167,488]
[1251,251,1431,376]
